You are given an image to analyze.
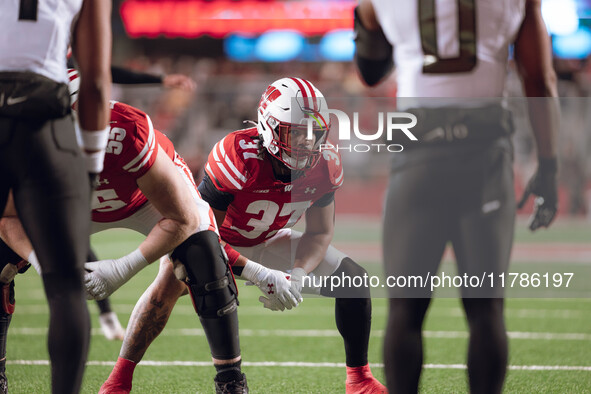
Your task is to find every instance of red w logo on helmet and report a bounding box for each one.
[259,86,281,113]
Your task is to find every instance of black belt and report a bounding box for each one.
[393,104,514,147]
[0,71,70,120]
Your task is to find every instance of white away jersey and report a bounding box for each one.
[0,0,83,83]
[370,0,525,97]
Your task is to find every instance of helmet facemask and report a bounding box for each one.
[269,119,328,170]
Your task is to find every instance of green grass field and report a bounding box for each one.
[5,219,591,393]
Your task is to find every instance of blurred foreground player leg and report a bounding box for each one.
[0,0,111,392]
[355,0,558,392]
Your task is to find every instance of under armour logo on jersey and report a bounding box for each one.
[284,185,293,192]
[97,178,110,186]
[267,283,275,295]
[305,187,316,194]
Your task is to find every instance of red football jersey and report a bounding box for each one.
[91,101,175,222]
[205,127,343,247]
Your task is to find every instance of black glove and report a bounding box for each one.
[517,158,558,231]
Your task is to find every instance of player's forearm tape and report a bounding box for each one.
[117,249,149,279]
[81,126,110,151]
[240,260,266,282]
[27,251,42,275]
[84,149,106,174]
[354,7,393,60]
[223,243,240,266]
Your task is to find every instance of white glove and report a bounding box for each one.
[84,249,148,300]
[288,267,307,295]
[241,260,302,311]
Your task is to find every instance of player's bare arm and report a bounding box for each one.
[514,0,560,230]
[72,0,112,165]
[72,0,111,133]
[514,0,558,158]
[294,201,335,274]
[135,145,199,263]
[356,0,380,30]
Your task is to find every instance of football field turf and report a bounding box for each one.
[5,220,591,393]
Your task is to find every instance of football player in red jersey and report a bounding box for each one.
[0,69,274,393]
[94,78,386,394]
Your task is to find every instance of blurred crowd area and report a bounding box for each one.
[111,54,591,219]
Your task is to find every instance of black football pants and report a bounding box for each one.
[0,115,91,394]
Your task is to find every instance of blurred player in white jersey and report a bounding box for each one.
[0,0,111,392]
[0,70,254,393]
[355,0,558,392]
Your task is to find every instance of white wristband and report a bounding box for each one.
[28,251,42,275]
[84,149,106,173]
[81,126,110,151]
[240,259,265,282]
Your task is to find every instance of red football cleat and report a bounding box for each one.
[346,364,388,394]
[99,380,131,394]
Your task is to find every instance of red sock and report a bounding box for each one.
[99,357,136,394]
[346,364,387,394]
[346,364,372,383]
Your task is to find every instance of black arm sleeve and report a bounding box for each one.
[353,6,394,86]
[312,191,335,208]
[198,173,235,211]
[110,66,164,85]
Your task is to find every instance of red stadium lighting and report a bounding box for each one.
[119,0,355,38]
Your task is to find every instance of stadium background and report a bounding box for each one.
[7,0,591,392]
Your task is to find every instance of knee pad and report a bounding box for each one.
[171,231,238,319]
[321,258,371,299]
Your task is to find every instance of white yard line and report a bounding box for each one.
[8,328,591,340]
[7,360,591,371]
[13,304,590,319]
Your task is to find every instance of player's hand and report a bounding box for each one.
[517,158,558,231]
[84,260,121,300]
[162,74,196,92]
[83,249,148,300]
[287,267,307,296]
[242,260,302,311]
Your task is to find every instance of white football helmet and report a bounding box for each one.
[257,77,330,170]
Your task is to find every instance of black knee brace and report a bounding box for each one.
[171,231,238,318]
[320,257,371,299]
